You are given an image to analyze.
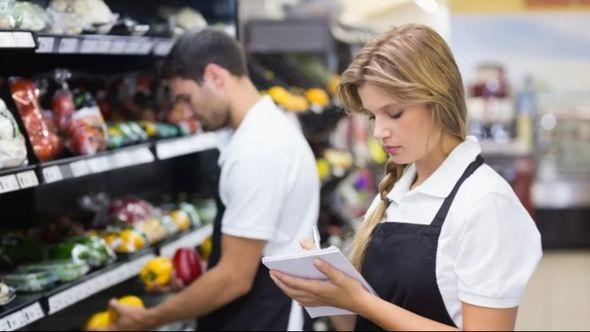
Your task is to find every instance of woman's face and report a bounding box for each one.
[358,83,439,165]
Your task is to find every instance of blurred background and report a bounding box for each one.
[0,0,588,330]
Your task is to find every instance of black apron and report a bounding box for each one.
[197,194,293,331]
[355,155,484,331]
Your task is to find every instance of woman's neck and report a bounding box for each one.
[411,136,462,190]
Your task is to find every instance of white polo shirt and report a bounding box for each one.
[365,136,542,329]
[216,96,320,330]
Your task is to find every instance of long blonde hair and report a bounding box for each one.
[338,24,468,270]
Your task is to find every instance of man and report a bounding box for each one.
[108,29,320,331]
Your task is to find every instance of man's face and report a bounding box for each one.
[169,77,230,131]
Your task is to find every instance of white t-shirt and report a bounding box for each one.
[364,136,542,329]
[216,96,320,330]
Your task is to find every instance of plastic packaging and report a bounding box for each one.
[13,1,53,32]
[18,260,90,282]
[0,0,17,29]
[9,78,61,162]
[0,283,16,306]
[0,98,27,170]
[3,270,58,292]
[109,197,153,225]
[66,106,108,155]
[48,0,118,35]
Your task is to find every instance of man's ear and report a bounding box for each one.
[203,63,228,90]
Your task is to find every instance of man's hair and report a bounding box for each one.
[161,29,248,82]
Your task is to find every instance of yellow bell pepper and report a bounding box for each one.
[140,257,173,290]
[108,295,144,324]
[305,88,330,107]
[170,210,191,231]
[85,311,110,330]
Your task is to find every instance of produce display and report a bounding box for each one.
[139,256,173,290]
[0,282,15,306]
[140,248,203,290]
[172,248,203,285]
[85,295,144,330]
[0,98,27,170]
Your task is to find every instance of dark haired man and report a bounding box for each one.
[108,29,319,331]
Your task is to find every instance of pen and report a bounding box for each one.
[313,225,321,250]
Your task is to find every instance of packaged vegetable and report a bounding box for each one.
[140,257,173,290]
[0,0,17,29]
[169,210,191,231]
[0,282,15,306]
[52,69,75,132]
[109,197,153,225]
[18,260,90,282]
[172,248,202,285]
[179,202,202,227]
[0,98,27,170]
[2,270,58,292]
[65,106,108,156]
[9,78,61,161]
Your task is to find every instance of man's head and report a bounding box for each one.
[161,29,248,131]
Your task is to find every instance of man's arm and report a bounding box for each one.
[110,234,265,330]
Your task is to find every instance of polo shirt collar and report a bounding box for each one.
[388,136,482,202]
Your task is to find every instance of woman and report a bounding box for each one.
[269,24,542,331]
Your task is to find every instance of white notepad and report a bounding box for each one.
[262,246,375,318]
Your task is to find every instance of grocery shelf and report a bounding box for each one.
[35,33,174,56]
[155,132,219,160]
[38,143,154,185]
[0,224,213,330]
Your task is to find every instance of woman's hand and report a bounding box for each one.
[269,258,372,313]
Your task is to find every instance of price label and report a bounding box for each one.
[80,39,99,53]
[111,151,131,169]
[0,317,8,331]
[124,41,141,54]
[36,36,55,53]
[12,32,36,48]
[21,302,44,324]
[110,40,127,54]
[3,310,26,331]
[58,38,78,53]
[133,147,155,164]
[43,166,63,183]
[138,41,153,54]
[96,40,112,54]
[0,174,20,194]
[153,40,174,56]
[87,156,111,173]
[70,160,90,177]
[17,171,39,189]
[0,31,16,48]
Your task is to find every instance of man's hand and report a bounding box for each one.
[146,270,185,294]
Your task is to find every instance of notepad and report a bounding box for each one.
[262,246,375,318]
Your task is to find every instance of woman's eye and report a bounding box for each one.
[389,111,404,119]
[368,115,375,121]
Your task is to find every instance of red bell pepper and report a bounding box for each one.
[173,248,202,285]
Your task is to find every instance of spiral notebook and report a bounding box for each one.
[262,246,375,318]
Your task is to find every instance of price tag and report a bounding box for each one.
[4,310,26,331]
[80,39,99,54]
[87,156,111,173]
[58,38,78,53]
[0,31,16,48]
[110,151,130,169]
[12,32,36,48]
[96,40,112,54]
[138,41,153,54]
[36,36,55,53]
[110,40,127,54]
[0,317,8,331]
[43,166,63,183]
[17,171,39,189]
[133,147,155,164]
[70,160,90,177]
[21,302,44,324]
[0,174,20,194]
[153,40,174,56]
[124,41,141,54]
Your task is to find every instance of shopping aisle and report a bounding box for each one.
[516,250,590,331]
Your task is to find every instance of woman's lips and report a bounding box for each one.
[384,146,401,154]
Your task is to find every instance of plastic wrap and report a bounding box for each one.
[65,106,108,155]
[9,78,61,162]
[0,98,27,170]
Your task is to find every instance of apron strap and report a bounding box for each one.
[431,155,484,228]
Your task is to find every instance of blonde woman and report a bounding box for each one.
[269,24,542,331]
